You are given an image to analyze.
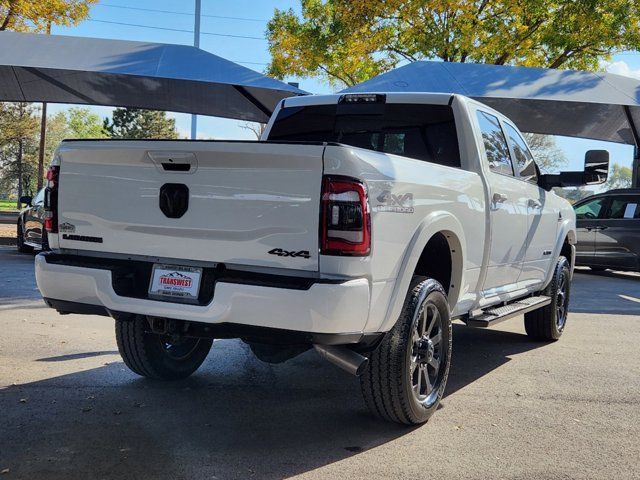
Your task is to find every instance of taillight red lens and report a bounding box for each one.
[320,176,371,256]
[44,165,59,233]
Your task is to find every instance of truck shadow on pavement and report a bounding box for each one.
[1,323,547,480]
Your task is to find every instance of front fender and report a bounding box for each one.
[377,211,467,333]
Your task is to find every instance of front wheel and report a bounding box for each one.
[360,277,452,425]
[115,316,212,380]
[524,256,571,341]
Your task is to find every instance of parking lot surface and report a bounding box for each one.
[1,246,639,479]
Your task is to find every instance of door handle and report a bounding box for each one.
[492,192,508,204]
[528,199,542,209]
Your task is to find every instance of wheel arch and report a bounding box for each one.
[378,212,466,333]
[543,220,577,288]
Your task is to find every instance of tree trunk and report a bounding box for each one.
[16,139,23,210]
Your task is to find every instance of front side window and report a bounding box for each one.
[476,111,514,176]
[268,102,461,168]
[574,198,605,219]
[504,123,538,183]
[606,196,640,219]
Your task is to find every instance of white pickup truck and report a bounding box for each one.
[35,93,608,425]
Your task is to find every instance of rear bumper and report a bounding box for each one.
[35,253,370,336]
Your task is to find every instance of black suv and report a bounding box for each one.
[574,188,640,272]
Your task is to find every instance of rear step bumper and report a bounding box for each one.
[35,253,370,335]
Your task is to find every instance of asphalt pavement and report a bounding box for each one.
[1,246,639,479]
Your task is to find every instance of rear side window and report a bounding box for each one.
[476,111,514,176]
[268,103,461,168]
[606,196,640,219]
[574,198,605,219]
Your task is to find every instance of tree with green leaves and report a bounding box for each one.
[267,0,640,88]
[67,107,108,139]
[553,186,596,204]
[0,0,96,32]
[605,163,633,190]
[44,107,107,162]
[0,103,39,207]
[104,108,180,140]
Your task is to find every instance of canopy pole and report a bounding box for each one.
[190,0,201,140]
[624,106,640,188]
[37,22,52,191]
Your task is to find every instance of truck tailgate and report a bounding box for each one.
[55,140,324,272]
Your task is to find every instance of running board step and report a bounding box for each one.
[466,296,552,328]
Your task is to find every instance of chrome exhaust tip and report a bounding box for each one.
[313,344,369,376]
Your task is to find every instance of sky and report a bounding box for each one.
[47,0,640,171]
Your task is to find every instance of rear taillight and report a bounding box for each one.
[44,165,59,233]
[320,176,371,256]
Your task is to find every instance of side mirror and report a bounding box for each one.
[539,149,610,190]
[583,149,609,185]
[19,195,32,206]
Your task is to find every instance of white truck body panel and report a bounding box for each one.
[54,141,324,272]
[37,92,577,338]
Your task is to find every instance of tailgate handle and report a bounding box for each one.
[148,151,197,174]
[161,162,191,172]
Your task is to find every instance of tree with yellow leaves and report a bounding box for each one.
[267,0,640,88]
[0,0,96,32]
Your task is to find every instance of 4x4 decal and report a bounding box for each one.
[268,248,311,259]
[374,190,415,213]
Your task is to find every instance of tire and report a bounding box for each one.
[360,277,452,425]
[16,219,33,254]
[115,315,213,380]
[524,256,571,341]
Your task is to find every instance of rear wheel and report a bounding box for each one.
[16,219,33,254]
[524,256,571,341]
[360,277,452,425]
[115,316,212,380]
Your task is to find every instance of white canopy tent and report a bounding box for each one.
[0,31,307,123]
[343,61,640,186]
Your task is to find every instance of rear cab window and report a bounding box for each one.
[267,98,461,168]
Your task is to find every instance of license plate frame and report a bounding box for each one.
[148,263,203,303]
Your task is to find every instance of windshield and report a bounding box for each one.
[268,103,461,168]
